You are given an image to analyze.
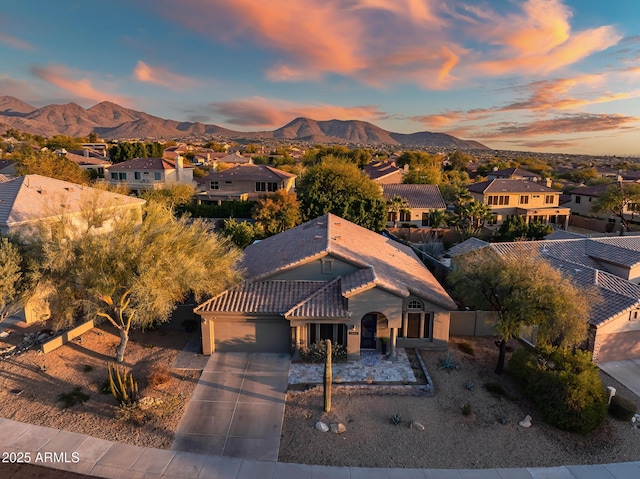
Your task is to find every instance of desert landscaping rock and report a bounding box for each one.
[330,423,346,434]
[410,421,425,431]
[315,421,329,432]
[519,415,532,428]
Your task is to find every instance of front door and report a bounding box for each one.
[360,314,377,349]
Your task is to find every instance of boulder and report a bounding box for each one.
[518,415,532,428]
[410,421,425,431]
[315,421,329,432]
[330,423,346,434]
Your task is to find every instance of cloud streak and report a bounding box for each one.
[205,96,387,128]
[29,64,129,105]
[0,32,33,51]
[133,61,199,90]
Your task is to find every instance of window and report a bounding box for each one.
[423,312,432,339]
[154,172,161,181]
[134,172,141,180]
[110,172,118,180]
[575,196,581,204]
[408,300,422,310]
[309,323,347,346]
[422,212,429,227]
[321,259,333,274]
[487,195,510,206]
[545,195,554,204]
[210,181,219,190]
[111,172,126,181]
[520,195,529,205]
[407,313,421,338]
[256,182,278,192]
[399,210,411,222]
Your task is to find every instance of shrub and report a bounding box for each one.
[300,340,347,363]
[57,387,90,408]
[147,364,171,387]
[458,341,475,356]
[609,395,637,421]
[509,347,607,433]
[462,403,473,416]
[483,382,508,397]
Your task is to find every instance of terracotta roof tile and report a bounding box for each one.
[468,179,559,194]
[381,184,446,209]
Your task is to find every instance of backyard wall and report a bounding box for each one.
[449,311,496,336]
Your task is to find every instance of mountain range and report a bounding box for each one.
[0,96,489,149]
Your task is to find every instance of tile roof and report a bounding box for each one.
[340,267,377,297]
[363,161,406,180]
[0,175,145,229]
[107,157,192,171]
[203,164,296,182]
[568,184,612,197]
[381,184,446,209]
[586,237,640,267]
[467,179,559,194]
[64,152,111,167]
[241,213,457,309]
[489,168,540,179]
[446,238,490,258]
[544,230,586,240]
[0,174,9,183]
[194,280,349,319]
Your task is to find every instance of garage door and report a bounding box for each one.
[597,331,640,362]
[215,319,292,353]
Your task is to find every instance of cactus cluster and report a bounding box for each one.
[108,362,139,406]
[324,339,332,413]
[391,414,401,425]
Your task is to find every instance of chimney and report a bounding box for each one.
[84,149,89,157]
[545,178,552,188]
[403,164,409,172]
[175,154,184,182]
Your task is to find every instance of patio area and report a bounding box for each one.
[288,348,419,384]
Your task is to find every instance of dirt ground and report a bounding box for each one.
[279,337,640,469]
[0,319,199,451]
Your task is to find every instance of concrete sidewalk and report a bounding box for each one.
[599,359,640,399]
[1,417,640,478]
[172,352,290,460]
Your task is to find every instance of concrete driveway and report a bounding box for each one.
[172,352,290,461]
[599,359,640,399]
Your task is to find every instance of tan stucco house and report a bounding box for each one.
[197,164,296,203]
[194,213,457,359]
[382,183,446,228]
[105,156,194,193]
[467,178,570,229]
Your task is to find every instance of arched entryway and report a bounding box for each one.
[360,314,377,349]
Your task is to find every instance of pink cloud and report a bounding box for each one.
[133,61,199,90]
[29,64,130,105]
[0,32,33,51]
[207,96,387,128]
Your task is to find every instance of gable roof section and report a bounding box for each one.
[381,184,446,209]
[204,164,296,182]
[468,179,559,195]
[363,161,406,181]
[446,237,490,258]
[107,157,189,171]
[242,213,456,309]
[489,167,540,179]
[284,278,350,319]
[0,175,145,228]
[586,237,640,268]
[567,183,611,197]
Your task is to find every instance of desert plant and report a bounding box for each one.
[462,402,473,416]
[458,341,475,356]
[509,346,607,433]
[147,364,171,387]
[438,352,459,372]
[99,380,111,394]
[609,395,637,421]
[465,380,474,391]
[324,340,332,413]
[57,387,90,408]
[300,340,347,363]
[391,414,402,425]
[108,362,139,406]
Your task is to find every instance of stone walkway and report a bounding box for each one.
[289,348,417,384]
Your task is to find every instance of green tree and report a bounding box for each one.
[449,252,591,374]
[13,146,89,184]
[252,190,301,235]
[387,195,409,228]
[45,135,83,151]
[297,158,386,231]
[140,184,196,210]
[591,183,640,234]
[459,201,492,228]
[0,236,40,324]
[222,219,263,249]
[42,203,242,362]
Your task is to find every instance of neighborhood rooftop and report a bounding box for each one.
[381,184,446,209]
[203,164,296,181]
[107,157,191,171]
[467,178,559,194]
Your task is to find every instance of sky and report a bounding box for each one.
[1,0,640,156]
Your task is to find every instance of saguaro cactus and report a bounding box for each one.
[324,339,332,412]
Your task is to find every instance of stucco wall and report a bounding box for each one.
[267,255,358,281]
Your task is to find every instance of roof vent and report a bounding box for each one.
[314,235,322,240]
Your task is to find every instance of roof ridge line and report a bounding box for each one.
[283,277,340,318]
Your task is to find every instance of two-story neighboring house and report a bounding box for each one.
[105,156,194,193]
[363,161,407,184]
[381,184,446,228]
[198,164,296,203]
[467,178,570,229]
[486,167,541,182]
[567,183,640,232]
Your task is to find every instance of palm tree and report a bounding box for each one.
[387,195,409,228]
